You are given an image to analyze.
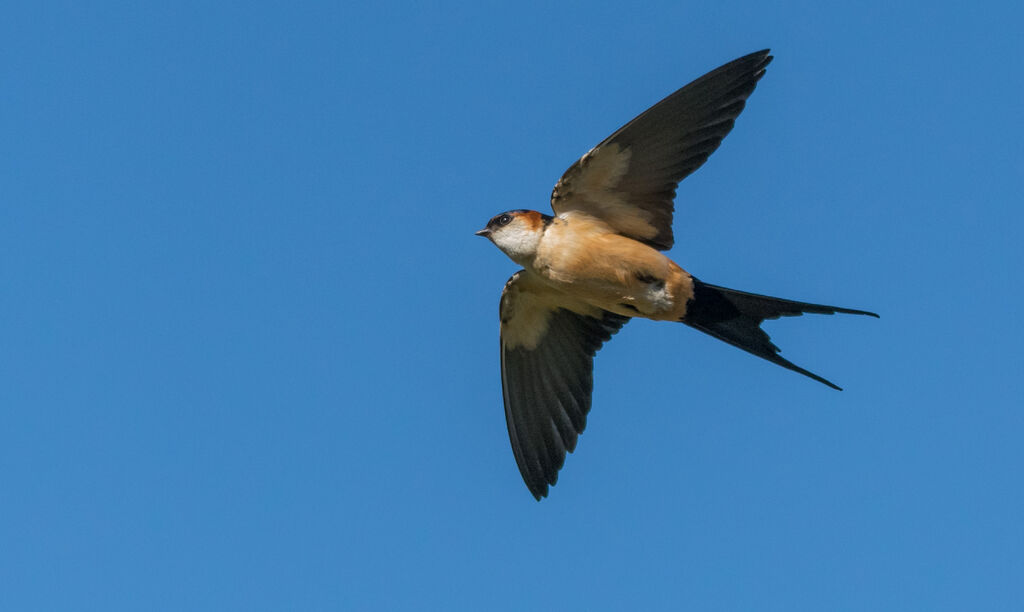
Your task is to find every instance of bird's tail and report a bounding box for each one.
[681,278,878,390]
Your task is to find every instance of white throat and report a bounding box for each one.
[493,225,543,266]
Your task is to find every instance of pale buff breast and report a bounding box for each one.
[532,213,694,320]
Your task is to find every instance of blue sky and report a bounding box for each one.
[2,1,1022,610]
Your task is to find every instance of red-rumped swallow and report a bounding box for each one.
[476,50,878,500]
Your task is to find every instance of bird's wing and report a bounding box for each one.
[499,271,629,500]
[550,49,773,250]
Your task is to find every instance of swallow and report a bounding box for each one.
[476,49,878,500]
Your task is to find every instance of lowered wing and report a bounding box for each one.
[499,271,629,499]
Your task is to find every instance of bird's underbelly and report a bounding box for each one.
[532,242,694,321]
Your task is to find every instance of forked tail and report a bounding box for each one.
[681,278,879,390]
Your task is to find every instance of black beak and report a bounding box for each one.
[475,228,491,238]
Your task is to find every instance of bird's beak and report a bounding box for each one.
[475,228,492,238]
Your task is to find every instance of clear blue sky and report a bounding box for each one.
[2,2,1022,610]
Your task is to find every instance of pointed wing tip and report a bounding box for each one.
[744,49,773,78]
[740,48,773,66]
[524,475,550,501]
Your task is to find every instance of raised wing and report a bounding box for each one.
[550,49,773,250]
[499,271,629,500]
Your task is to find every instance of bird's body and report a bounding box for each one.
[501,210,694,322]
[478,50,878,500]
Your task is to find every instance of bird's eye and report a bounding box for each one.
[498,214,512,226]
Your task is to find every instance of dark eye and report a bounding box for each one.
[498,214,512,226]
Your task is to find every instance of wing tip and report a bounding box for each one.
[750,48,773,63]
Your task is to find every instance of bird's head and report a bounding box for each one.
[475,210,551,265]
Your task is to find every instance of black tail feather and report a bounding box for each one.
[681,279,879,390]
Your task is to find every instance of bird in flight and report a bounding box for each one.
[476,50,878,500]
